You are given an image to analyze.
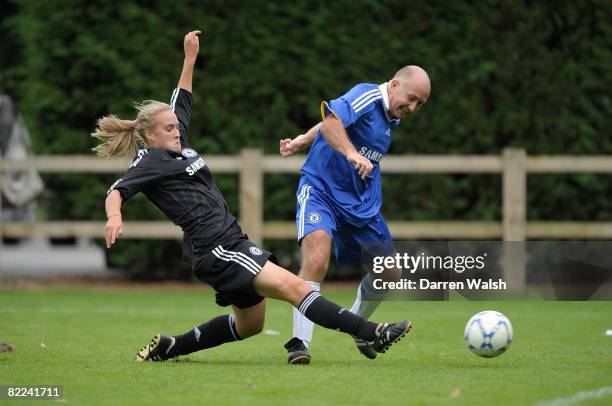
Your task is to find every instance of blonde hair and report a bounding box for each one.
[91,100,172,159]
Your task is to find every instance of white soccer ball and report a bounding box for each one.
[464,310,513,358]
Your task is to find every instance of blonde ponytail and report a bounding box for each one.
[92,100,172,159]
[91,115,142,159]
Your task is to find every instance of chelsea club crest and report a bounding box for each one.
[181,148,198,158]
[307,212,321,224]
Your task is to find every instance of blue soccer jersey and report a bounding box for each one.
[300,83,401,226]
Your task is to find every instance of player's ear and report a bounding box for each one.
[143,128,155,145]
[389,78,400,92]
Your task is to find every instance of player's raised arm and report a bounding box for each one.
[320,114,373,179]
[177,30,201,92]
[279,122,321,157]
[173,30,201,148]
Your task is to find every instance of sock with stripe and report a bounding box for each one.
[170,314,242,356]
[298,291,378,341]
[292,281,320,347]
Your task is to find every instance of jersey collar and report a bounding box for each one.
[378,82,390,111]
[378,82,401,126]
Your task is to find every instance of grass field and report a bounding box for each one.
[1,286,611,405]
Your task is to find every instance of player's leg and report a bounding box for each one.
[253,260,411,357]
[341,214,395,317]
[287,182,336,363]
[335,214,401,359]
[136,240,270,362]
[288,229,331,359]
[169,300,266,353]
[135,300,266,362]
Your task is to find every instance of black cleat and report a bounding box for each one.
[370,320,412,354]
[284,337,311,365]
[135,334,176,362]
[353,336,378,359]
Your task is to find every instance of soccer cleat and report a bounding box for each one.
[284,337,311,365]
[135,334,176,362]
[370,320,412,354]
[353,336,378,359]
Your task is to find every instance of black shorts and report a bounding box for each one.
[193,238,276,309]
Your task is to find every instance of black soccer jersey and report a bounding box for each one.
[108,88,244,257]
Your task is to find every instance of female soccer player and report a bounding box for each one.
[93,30,410,363]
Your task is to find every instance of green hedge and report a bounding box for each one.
[2,0,611,278]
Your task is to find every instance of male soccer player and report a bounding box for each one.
[279,66,431,364]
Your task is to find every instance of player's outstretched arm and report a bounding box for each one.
[279,122,321,157]
[177,30,202,92]
[320,115,373,179]
[105,189,124,248]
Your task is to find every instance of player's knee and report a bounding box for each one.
[300,250,329,279]
[300,231,331,280]
[303,252,328,273]
[250,315,265,336]
[240,325,262,339]
[236,317,265,339]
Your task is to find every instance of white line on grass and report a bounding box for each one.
[533,385,612,406]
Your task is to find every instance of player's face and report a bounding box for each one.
[388,78,429,119]
[148,110,181,153]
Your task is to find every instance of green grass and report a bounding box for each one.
[1,287,611,405]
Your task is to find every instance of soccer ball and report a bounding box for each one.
[464,310,513,358]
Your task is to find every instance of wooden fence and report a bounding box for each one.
[2,148,612,246]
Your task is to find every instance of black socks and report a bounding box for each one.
[171,314,242,356]
[297,291,378,341]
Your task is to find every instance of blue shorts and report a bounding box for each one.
[295,181,393,266]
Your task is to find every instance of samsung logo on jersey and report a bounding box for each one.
[186,157,206,176]
[359,146,384,163]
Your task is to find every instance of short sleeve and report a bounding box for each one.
[107,150,162,201]
[170,88,193,148]
[321,84,382,128]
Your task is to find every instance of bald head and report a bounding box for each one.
[393,65,431,93]
[387,65,431,119]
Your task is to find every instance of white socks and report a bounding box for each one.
[293,281,320,348]
[348,281,381,319]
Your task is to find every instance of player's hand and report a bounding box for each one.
[279,138,300,157]
[347,151,373,179]
[184,30,202,61]
[105,215,123,248]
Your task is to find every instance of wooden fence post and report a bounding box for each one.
[239,149,263,246]
[502,148,527,291]
[503,148,527,241]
